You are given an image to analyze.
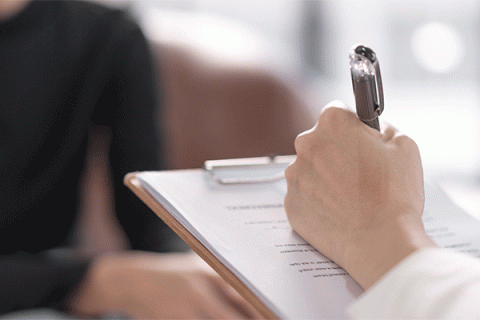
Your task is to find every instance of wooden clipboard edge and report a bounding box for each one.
[124,172,278,320]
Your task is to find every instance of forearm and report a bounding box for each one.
[65,253,126,318]
[343,214,437,289]
[67,251,261,319]
[66,252,161,318]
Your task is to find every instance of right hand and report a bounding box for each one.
[67,251,261,319]
[284,102,437,289]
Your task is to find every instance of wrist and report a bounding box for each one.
[66,253,133,317]
[344,214,437,290]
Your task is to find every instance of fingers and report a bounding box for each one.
[379,120,421,157]
[206,275,263,319]
[380,120,396,141]
[105,252,263,319]
[187,272,262,319]
[174,254,262,319]
[297,102,403,148]
[186,254,261,317]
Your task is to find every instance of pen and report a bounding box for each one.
[349,44,384,131]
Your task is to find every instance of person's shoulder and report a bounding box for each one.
[62,1,129,22]
[56,0,141,37]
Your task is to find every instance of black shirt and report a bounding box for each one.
[0,0,181,314]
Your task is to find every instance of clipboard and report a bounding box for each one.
[125,156,480,319]
[125,165,282,319]
[124,155,364,319]
[204,155,295,184]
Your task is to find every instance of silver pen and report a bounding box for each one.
[349,44,384,131]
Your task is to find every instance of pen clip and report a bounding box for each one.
[350,44,384,119]
[372,56,384,117]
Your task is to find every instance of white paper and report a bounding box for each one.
[423,182,480,257]
[136,169,480,319]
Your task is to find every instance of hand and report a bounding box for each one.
[67,251,261,319]
[284,102,436,289]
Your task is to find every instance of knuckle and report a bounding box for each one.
[284,162,296,183]
[381,123,397,140]
[318,105,350,131]
[393,134,418,151]
[294,130,314,156]
[284,160,308,194]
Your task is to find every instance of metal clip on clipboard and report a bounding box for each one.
[204,155,296,184]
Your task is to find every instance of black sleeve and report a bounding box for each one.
[95,19,188,253]
[0,251,90,314]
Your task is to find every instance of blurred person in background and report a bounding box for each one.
[0,0,258,318]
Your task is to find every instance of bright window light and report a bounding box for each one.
[410,22,465,74]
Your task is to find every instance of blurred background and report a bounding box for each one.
[92,0,480,218]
